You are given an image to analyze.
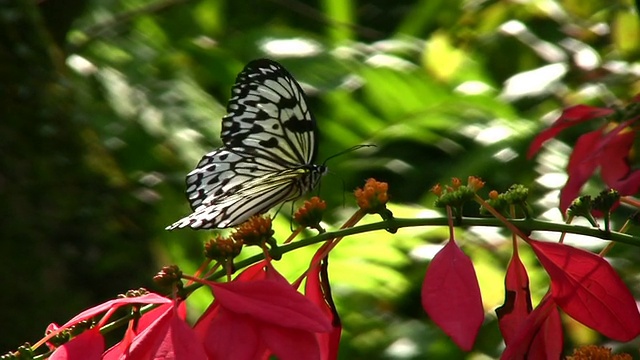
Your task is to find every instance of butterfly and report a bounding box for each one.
[166,59,326,230]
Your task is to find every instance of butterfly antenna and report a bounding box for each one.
[321,144,376,167]
[320,144,375,207]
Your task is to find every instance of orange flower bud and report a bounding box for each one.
[204,234,243,262]
[467,176,485,191]
[232,215,274,247]
[294,197,327,228]
[354,178,390,214]
[567,345,631,360]
[451,177,462,189]
[431,183,443,196]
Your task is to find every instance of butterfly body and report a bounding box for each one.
[167,59,325,230]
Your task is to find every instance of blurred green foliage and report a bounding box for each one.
[2,0,640,357]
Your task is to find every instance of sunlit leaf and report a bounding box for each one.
[306,247,342,360]
[495,248,532,345]
[500,296,558,359]
[421,240,484,351]
[211,268,332,332]
[529,239,640,341]
[527,105,614,159]
[527,305,563,360]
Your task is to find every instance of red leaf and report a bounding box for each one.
[421,240,484,351]
[580,119,635,168]
[559,119,639,211]
[201,308,265,360]
[193,300,221,340]
[103,302,176,359]
[60,293,171,330]
[560,129,603,211]
[500,296,558,360]
[305,249,342,360]
[211,274,332,332]
[599,127,640,195]
[102,325,136,360]
[123,304,173,359]
[496,253,563,360]
[261,324,321,360]
[566,129,603,180]
[193,301,220,336]
[495,250,532,345]
[529,239,640,341]
[50,328,103,360]
[527,305,563,359]
[198,264,330,360]
[528,105,614,159]
[153,311,207,360]
[235,260,270,281]
[124,303,206,360]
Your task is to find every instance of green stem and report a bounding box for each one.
[183,216,639,295]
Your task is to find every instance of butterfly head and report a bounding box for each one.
[306,164,328,191]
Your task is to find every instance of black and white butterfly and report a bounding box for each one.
[167,59,326,230]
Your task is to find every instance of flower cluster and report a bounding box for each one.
[354,178,389,214]
[432,176,485,208]
[153,265,183,290]
[294,196,327,230]
[567,345,631,360]
[231,215,274,247]
[204,234,243,262]
[480,184,530,217]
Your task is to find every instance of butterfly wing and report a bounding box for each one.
[166,59,323,230]
[166,150,315,229]
[221,59,318,166]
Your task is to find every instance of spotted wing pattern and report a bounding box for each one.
[166,59,325,230]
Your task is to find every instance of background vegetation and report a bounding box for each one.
[3,0,640,358]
